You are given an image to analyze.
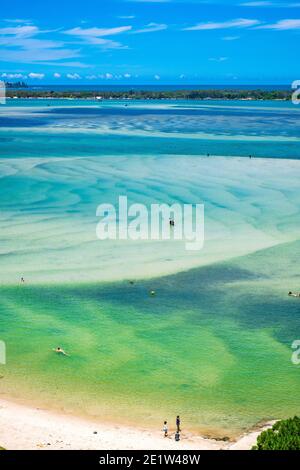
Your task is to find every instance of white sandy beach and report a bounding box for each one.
[0,398,273,450]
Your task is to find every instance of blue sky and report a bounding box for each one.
[0,0,299,84]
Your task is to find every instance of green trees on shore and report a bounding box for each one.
[252,417,300,450]
[6,89,291,101]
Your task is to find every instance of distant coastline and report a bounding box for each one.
[4,81,28,89]
[6,88,292,101]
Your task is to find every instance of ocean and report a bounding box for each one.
[0,98,299,437]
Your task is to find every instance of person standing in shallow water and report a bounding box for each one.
[176,415,181,432]
[163,421,168,438]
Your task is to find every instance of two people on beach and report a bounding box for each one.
[163,415,181,441]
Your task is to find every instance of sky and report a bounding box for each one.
[0,0,299,84]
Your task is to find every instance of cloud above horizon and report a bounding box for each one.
[240,1,300,7]
[0,1,298,84]
[256,18,300,29]
[183,18,261,30]
[222,35,240,40]
[0,24,83,66]
[131,22,168,33]
[209,56,229,61]
[64,25,132,49]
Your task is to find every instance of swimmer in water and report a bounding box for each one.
[288,291,300,298]
[53,347,69,356]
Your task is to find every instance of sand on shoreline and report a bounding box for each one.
[0,398,273,451]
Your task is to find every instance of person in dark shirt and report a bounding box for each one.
[176,415,181,432]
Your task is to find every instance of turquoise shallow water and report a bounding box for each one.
[0,241,300,437]
[0,99,299,437]
[0,155,299,283]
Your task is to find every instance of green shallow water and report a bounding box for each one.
[0,240,299,438]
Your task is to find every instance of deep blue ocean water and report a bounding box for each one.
[1,98,299,159]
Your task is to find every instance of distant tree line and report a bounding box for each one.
[5,88,291,101]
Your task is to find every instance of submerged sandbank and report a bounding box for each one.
[0,155,299,285]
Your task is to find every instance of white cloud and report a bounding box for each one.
[257,19,300,29]
[222,36,240,40]
[38,61,90,68]
[99,73,114,79]
[240,1,273,5]
[124,73,131,78]
[64,26,132,37]
[66,73,81,79]
[226,73,238,80]
[4,19,32,24]
[240,1,300,7]
[0,25,40,37]
[64,25,132,49]
[28,72,45,79]
[209,57,228,62]
[0,37,65,49]
[132,23,167,34]
[80,37,127,49]
[0,48,80,64]
[1,72,25,79]
[129,0,170,2]
[53,73,61,78]
[184,18,260,31]
[154,74,160,80]
[0,24,80,65]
